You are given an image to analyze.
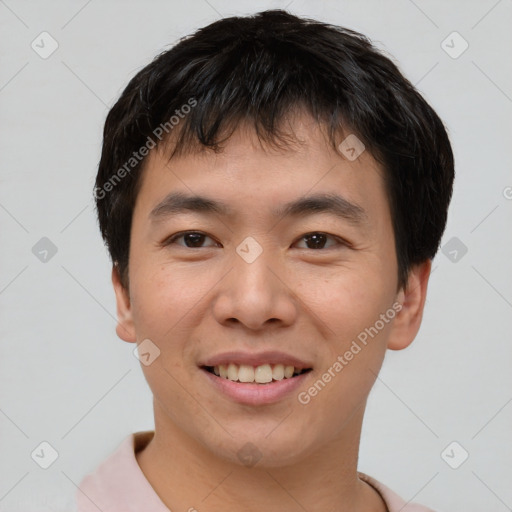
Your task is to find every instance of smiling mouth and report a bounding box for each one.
[202,364,312,384]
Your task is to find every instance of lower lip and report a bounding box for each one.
[201,368,311,406]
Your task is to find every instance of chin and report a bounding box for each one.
[205,429,316,469]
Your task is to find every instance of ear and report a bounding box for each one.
[387,259,432,351]
[112,265,137,343]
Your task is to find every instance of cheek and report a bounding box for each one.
[129,263,202,338]
[308,265,394,343]
[295,272,394,437]
[128,260,226,366]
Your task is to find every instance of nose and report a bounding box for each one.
[212,247,298,331]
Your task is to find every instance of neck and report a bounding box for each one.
[136,401,386,512]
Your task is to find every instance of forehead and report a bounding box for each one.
[133,117,389,231]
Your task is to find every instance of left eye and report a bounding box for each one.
[293,232,343,250]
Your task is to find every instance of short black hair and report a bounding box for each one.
[95,9,454,291]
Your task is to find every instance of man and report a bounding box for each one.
[79,10,454,511]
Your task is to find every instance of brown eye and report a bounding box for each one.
[165,231,219,248]
[294,232,343,250]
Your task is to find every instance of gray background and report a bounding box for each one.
[1,1,511,511]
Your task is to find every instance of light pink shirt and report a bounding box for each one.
[75,431,435,512]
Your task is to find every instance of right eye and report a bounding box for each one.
[162,231,220,249]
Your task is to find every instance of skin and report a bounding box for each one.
[112,114,431,512]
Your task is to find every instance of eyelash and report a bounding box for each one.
[162,230,349,250]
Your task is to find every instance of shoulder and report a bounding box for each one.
[358,472,437,512]
[75,431,168,512]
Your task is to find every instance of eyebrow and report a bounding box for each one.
[149,191,367,225]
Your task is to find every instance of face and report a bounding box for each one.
[113,115,429,467]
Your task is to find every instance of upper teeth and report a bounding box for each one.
[213,363,302,383]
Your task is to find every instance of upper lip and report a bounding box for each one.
[200,350,313,370]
